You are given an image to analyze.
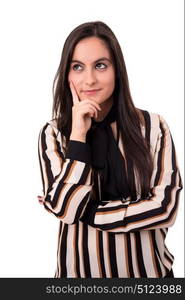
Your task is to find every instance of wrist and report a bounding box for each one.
[70,133,86,143]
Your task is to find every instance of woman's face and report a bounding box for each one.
[68,37,115,105]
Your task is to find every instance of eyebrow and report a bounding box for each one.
[70,57,112,65]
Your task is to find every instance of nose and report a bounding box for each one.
[85,68,97,86]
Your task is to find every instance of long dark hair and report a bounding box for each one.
[52,21,153,200]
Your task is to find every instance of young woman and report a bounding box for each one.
[38,21,183,278]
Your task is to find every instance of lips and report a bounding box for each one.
[83,89,101,92]
[82,89,101,95]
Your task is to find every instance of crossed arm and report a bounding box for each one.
[38,115,183,233]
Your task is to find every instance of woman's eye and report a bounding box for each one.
[71,63,107,71]
[96,63,107,69]
[72,64,83,71]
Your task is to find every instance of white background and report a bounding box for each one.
[0,0,184,277]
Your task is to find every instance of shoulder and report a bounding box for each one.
[136,108,170,132]
[39,118,59,135]
[38,118,65,145]
[38,119,67,150]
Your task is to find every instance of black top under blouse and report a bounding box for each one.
[85,103,131,202]
[65,102,132,203]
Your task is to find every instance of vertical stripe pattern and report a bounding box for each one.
[38,111,183,277]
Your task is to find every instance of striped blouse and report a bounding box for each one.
[38,109,183,278]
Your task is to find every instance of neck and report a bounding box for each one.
[93,97,114,122]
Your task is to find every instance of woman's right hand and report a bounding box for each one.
[69,81,102,139]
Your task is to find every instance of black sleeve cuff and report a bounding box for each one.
[65,140,92,164]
